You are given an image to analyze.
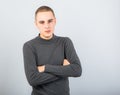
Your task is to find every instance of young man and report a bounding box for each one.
[23,6,82,95]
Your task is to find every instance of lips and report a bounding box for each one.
[45,30,51,33]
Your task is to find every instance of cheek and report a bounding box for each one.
[37,25,43,29]
[51,23,55,28]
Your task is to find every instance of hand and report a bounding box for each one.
[63,59,70,66]
[37,65,45,72]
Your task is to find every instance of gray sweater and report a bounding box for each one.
[23,34,82,95]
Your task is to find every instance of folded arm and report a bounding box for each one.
[37,59,70,72]
[38,37,82,77]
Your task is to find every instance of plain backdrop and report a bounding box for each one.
[0,0,120,95]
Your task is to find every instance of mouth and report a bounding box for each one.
[45,30,51,33]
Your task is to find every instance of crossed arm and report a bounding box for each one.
[23,37,82,86]
[38,59,70,72]
[37,38,82,78]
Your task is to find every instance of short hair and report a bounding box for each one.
[35,6,55,18]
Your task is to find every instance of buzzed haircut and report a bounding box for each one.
[35,6,55,18]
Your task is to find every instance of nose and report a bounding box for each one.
[45,23,50,29]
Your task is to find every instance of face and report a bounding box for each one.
[35,11,56,40]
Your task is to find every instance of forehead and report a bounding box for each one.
[36,11,55,21]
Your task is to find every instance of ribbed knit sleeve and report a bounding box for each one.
[23,43,59,86]
[45,37,82,77]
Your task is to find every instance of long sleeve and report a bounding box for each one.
[23,43,59,86]
[45,37,82,77]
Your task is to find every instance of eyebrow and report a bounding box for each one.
[39,19,54,23]
[48,19,54,21]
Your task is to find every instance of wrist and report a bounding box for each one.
[38,65,45,72]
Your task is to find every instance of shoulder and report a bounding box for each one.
[55,35,72,43]
[23,36,38,49]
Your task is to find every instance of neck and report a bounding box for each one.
[40,34,53,40]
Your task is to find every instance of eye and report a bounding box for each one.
[39,21,45,24]
[48,19,53,23]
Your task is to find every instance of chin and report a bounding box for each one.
[45,34,53,39]
[45,33,53,37]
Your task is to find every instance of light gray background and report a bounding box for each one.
[0,0,120,95]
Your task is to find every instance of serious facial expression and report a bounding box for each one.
[35,11,56,40]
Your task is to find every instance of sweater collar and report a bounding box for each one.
[36,33,57,44]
